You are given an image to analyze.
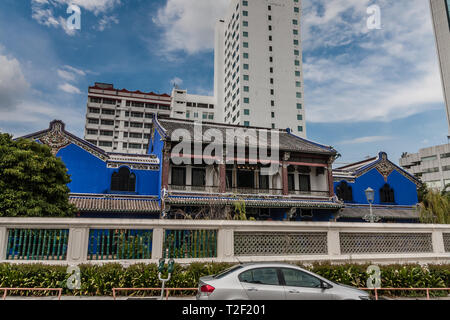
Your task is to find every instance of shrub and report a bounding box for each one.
[0,262,449,298]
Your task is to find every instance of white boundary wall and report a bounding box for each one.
[0,218,449,266]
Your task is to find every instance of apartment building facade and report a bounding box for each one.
[214,0,306,136]
[400,143,450,190]
[84,83,172,154]
[169,88,219,122]
[430,0,450,136]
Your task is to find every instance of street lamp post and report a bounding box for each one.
[363,187,380,223]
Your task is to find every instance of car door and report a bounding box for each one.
[280,268,336,300]
[238,267,285,300]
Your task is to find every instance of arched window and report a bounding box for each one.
[380,184,395,203]
[111,167,136,192]
[336,181,353,202]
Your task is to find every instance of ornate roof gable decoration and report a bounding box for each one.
[374,153,395,182]
[39,121,71,156]
[355,152,419,185]
[24,120,161,171]
[23,120,108,161]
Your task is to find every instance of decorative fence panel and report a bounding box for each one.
[88,229,153,260]
[1,220,449,264]
[234,232,328,256]
[444,233,450,253]
[340,233,433,254]
[6,229,69,261]
[162,230,218,259]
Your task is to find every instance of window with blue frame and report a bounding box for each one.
[336,181,353,202]
[111,167,136,192]
[380,184,395,203]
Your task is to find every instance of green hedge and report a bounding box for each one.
[0,262,449,297]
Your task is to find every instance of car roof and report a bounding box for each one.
[238,262,305,268]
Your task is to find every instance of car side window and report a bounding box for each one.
[281,268,321,288]
[238,268,280,286]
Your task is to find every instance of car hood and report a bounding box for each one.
[335,283,369,295]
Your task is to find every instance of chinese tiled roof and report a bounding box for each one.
[18,120,160,168]
[333,152,420,185]
[155,118,336,156]
[167,195,343,210]
[69,194,160,213]
[338,205,419,219]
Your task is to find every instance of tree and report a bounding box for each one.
[418,189,450,224]
[0,133,77,217]
[416,178,429,203]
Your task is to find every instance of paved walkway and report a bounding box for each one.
[1,296,196,300]
[2,295,449,300]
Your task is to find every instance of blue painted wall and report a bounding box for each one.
[54,142,160,196]
[149,126,165,203]
[334,167,418,206]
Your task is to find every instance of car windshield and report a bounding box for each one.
[213,265,243,279]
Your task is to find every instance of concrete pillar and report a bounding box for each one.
[219,163,226,193]
[217,228,234,262]
[282,162,289,195]
[151,228,165,260]
[327,163,335,197]
[327,230,341,256]
[432,231,445,254]
[0,227,7,260]
[161,147,171,189]
[67,227,89,263]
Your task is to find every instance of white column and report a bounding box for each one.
[217,228,234,262]
[151,228,165,260]
[327,230,341,256]
[0,227,7,260]
[432,231,445,254]
[67,227,89,263]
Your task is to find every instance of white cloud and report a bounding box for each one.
[31,7,60,27]
[153,0,229,55]
[58,83,81,94]
[339,136,392,145]
[0,100,85,137]
[31,0,121,34]
[31,0,120,14]
[56,65,85,94]
[302,0,445,124]
[57,65,86,82]
[57,0,120,14]
[95,15,119,31]
[0,54,29,110]
[170,77,183,87]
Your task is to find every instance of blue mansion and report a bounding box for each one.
[19,119,420,222]
[333,152,421,223]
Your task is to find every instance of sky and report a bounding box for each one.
[0,0,447,166]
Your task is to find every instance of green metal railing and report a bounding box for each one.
[163,229,217,259]
[88,229,153,260]
[6,229,69,260]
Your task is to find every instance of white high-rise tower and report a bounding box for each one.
[430,0,450,137]
[214,0,306,137]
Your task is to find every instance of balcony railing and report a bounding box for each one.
[288,190,330,197]
[169,185,220,193]
[169,185,329,197]
[226,188,283,195]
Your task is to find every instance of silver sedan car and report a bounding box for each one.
[196,263,371,300]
